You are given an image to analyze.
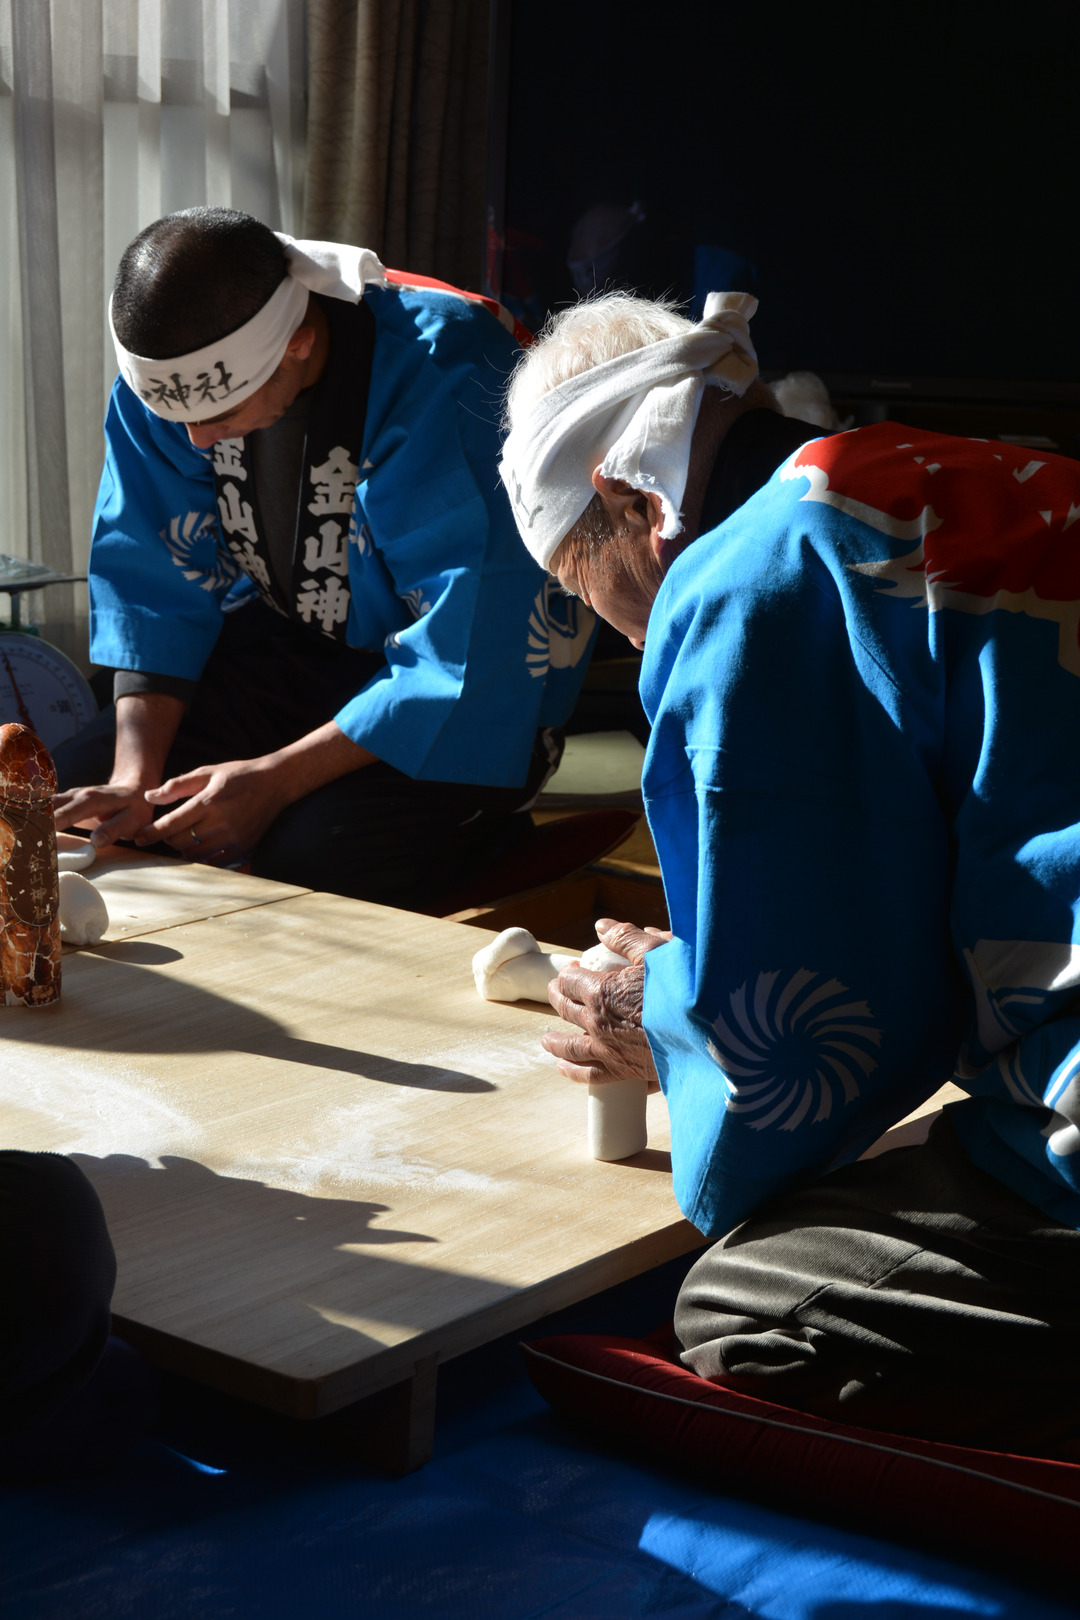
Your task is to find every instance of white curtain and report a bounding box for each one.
[0,0,306,668]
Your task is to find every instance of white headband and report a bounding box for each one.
[499,291,759,569]
[110,233,387,421]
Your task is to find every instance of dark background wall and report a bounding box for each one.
[497,1,1079,401]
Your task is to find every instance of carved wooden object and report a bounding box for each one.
[0,723,61,1006]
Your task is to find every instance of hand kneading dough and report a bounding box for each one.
[58,871,109,945]
[473,926,647,1159]
[55,833,96,872]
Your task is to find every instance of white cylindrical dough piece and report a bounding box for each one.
[56,833,96,872]
[588,1077,649,1161]
[58,871,110,945]
[580,941,643,1156]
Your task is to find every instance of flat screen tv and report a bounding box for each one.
[486,1,1080,405]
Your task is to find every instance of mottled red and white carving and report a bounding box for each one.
[0,723,61,1007]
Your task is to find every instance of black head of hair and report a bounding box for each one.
[111,207,289,359]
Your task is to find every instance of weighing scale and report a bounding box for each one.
[0,554,97,752]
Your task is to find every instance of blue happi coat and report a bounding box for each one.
[90,280,594,786]
[642,423,1080,1236]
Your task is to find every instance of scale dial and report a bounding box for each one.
[0,633,97,753]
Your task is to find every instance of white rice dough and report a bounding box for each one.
[472,928,633,1004]
[578,941,631,974]
[472,926,634,997]
[55,833,96,872]
[588,1077,649,1161]
[579,941,647,1158]
[58,870,110,945]
[472,927,574,1002]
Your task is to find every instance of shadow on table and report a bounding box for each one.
[76,1151,437,1251]
[71,1150,520,1375]
[84,940,186,965]
[11,952,496,1093]
[621,1148,672,1174]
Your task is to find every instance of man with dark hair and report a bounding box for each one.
[109,209,290,357]
[54,209,593,905]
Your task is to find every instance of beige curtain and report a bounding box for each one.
[0,0,306,667]
[305,0,488,292]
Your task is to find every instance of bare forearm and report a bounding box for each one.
[113,692,187,789]
[53,690,187,843]
[263,721,377,804]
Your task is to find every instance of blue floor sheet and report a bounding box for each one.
[3,1259,1073,1619]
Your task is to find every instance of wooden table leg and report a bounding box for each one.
[330,1353,440,1475]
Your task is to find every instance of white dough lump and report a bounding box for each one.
[472,927,573,1002]
[578,941,631,973]
[55,832,96,872]
[58,871,109,945]
[472,927,633,1003]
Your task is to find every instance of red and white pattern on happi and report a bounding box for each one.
[783,423,1080,675]
[383,269,534,347]
[0,723,61,1007]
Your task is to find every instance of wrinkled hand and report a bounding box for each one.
[543,918,673,1089]
[53,782,158,850]
[139,757,287,863]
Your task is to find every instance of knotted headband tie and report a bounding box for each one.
[109,234,387,422]
[499,291,759,570]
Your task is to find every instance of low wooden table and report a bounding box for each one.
[3,871,699,1470]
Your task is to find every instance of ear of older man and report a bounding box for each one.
[542,920,671,1088]
[548,479,664,650]
[550,384,771,650]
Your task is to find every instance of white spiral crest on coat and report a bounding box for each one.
[160,510,239,594]
[707,969,882,1132]
[526,581,595,679]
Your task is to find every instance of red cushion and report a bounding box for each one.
[522,1327,1080,1570]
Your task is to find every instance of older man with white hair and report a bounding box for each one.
[499,291,1080,1457]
